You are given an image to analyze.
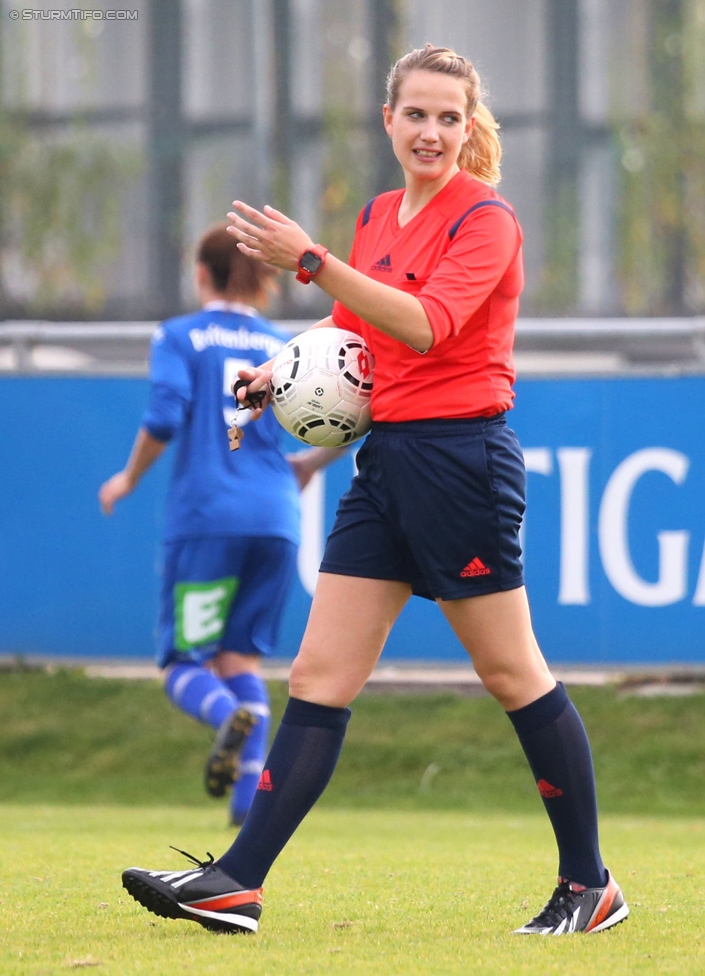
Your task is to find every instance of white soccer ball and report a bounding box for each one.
[270,327,374,447]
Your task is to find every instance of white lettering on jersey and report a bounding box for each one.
[189,323,284,359]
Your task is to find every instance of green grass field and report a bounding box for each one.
[2,668,705,974]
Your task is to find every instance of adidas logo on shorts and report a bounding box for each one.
[460,557,491,577]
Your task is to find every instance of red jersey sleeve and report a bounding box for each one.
[417,204,523,346]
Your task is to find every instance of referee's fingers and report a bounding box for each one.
[231,200,267,226]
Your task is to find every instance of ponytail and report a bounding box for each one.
[458,101,502,186]
[197,224,278,305]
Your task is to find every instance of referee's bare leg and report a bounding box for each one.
[438,587,555,710]
[289,573,412,706]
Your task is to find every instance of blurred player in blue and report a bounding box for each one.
[99,224,337,825]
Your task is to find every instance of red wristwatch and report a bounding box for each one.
[295,244,328,284]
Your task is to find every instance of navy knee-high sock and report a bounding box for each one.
[507,682,607,888]
[217,696,351,889]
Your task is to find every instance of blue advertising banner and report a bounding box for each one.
[513,377,704,665]
[1,375,702,665]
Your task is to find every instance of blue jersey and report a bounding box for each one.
[142,302,300,545]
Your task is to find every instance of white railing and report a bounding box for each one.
[1,318,705,375]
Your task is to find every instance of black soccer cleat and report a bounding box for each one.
[122,847,262,934]
[204,708,257,798]
[514,870,629,935]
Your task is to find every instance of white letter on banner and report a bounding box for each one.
[693,540,705,606]
[557,448,592,605]
[523,449,553,477]
[598,448,690,606]
[298,471,325,597]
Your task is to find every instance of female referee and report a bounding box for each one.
[122,44,628,937]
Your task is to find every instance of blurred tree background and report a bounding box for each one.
[0,0,702,322]
[615,0,705,315]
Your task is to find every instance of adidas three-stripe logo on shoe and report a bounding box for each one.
[122,847,262,934]
[514,870,629,935]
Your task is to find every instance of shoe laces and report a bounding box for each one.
[170,845,216,871]
[530,880,577,927]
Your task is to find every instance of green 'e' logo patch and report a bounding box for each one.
[174,577,239,650]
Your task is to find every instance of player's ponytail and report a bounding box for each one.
[197,224,278,307]
[386,43,503,186]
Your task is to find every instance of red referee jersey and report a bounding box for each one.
[332,170,524,421]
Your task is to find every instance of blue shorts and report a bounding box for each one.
[320,415,526,601]
[157,535,298,668]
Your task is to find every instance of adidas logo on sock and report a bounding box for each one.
[537,778,564,798]
[460,557,491,577]
[257,769,273,792]
[371,254,393,272]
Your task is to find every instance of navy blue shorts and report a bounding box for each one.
[157,535,298,668]
[320,415,526,601]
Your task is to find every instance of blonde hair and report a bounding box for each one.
[386,44,502,186]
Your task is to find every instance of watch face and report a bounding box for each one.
[300,251,324,274]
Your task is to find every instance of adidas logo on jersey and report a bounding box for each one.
[257,769,273,791]
[371,254,393,272]
[460,557,491,577]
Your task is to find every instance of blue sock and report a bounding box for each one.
[223,673,271,823]
[217,697,351,888]
[507,682,607,888]
[164,663,238,730]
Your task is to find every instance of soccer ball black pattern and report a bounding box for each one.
[270,328,374,447]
